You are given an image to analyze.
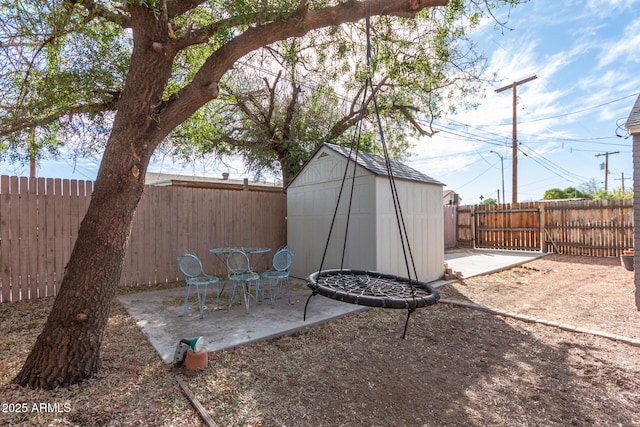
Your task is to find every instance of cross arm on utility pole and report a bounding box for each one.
[615,173,627,192]
[495,75,538,94]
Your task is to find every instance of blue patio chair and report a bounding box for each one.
[226,249,261,312]
[261,247,293,307]
[178,251,221,318]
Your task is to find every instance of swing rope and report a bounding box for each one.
[317,4,418,282]
[303,4,439,338]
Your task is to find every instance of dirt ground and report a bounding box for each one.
[1,253,639,426]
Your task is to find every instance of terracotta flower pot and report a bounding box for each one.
[184,348,208,370]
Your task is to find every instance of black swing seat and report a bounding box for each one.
[306,269,439,310]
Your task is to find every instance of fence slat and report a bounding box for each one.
[0,176,10,302]
[11,177,22,301]
[35,178,47,298]
[44,178,55,297]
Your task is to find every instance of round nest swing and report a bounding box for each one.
[306,269,439,310]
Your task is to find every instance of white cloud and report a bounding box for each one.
[586,0,640,12]
[488,40,540,84]
[597,18,640,67]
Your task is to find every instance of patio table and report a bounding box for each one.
[210,247,271,272]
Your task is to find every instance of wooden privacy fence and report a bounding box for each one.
[453,199,633,256]
[543,199,633,256]
[0,175,287,303]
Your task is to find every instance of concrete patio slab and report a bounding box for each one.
[118,280,367,364]
[444,248,546,279]
[118,249,545,364]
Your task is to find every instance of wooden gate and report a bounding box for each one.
[475,202,541,251]
[456,205,474,247]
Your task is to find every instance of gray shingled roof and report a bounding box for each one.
[324,143,444,186]
[626,94,640,130]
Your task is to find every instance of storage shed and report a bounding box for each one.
[287,143,445,283]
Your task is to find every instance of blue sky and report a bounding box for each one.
[409,0,640,203]
[2,1,639,204]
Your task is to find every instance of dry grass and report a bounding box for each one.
[1,254,639,426]
[0,285,199,426]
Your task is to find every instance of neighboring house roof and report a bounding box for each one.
[626,94,640,132]
[145,172,282,193]
[322,143,444,186]
[443,190,460,200]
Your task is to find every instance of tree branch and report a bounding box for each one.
[166,0,207,19]
[69,0,131,28]
[394,105,433,136]
[158,0,449,138]
[264,73,280,125]
[234,94,265,127]
[329,77,387,137]
[283,80,302,140]
[0,98,118,138]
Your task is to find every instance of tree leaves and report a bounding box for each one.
[1,0,526,175]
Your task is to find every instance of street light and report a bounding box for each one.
[490,150,505,205]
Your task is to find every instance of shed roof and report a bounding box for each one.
[322,143,444,186]
[626,94,640,132]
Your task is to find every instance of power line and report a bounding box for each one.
[444,118,515,142]
[570,147,631,153]
[451,163,498,191]
[491,92,640,126]
[441,117,632,148]
[423,122,595,189]
[518,143,590,183]
[429,124,507,146]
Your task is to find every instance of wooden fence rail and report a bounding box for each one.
[0,175,287,303]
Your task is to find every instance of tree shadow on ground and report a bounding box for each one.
[214,284,639,426]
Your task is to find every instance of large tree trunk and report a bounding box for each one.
[13,6,174,389]
[12,156,146,388]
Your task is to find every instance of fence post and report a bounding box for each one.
[539,203,545,253]
[471,205,476,249]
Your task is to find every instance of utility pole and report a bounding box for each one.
[615,173,627,192]
[595,151,619,192]
[495,75,537,204]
